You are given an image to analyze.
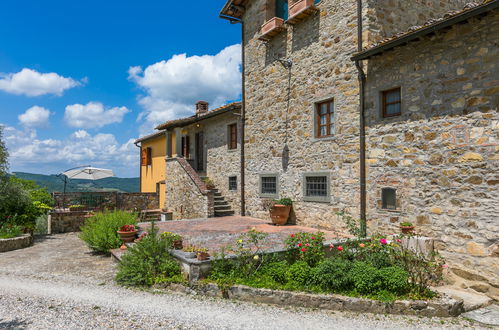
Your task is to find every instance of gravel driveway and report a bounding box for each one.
[0,234,484,329]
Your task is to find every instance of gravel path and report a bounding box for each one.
[0,234,485,329]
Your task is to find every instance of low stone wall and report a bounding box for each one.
[52,192,158,211]
[49,211,92,234]
[0,234,33,253]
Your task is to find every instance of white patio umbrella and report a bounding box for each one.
[59,165,115,207]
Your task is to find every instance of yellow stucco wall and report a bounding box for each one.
[140,135,166,208]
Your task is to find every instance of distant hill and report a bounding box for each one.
[12,172,139,193]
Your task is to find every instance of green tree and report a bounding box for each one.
[0,126,8,179]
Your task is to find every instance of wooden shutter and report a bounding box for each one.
[146,147,152,165]
[141,148,148,166]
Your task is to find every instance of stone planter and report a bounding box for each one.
[400,226,415,234]
[287,0,318,24]
[270,205,291,226]
[116,230,137,244]
[173,239,183,250]
[259,17,285,41]
[197,251,210,261]
[0,234,33,253]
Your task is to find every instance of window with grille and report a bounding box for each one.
[382,188,397,210]
[228,176,237,191]
[228,123,238,150]
[316,99,334,138]
[303,173,330,202]
[382,88,401,118]
[259,174,278,198]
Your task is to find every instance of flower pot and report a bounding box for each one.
[289,0,315,18]
[400,226,414,234]
[197,251,210,261]
[117,230,137,244]
[270,204,291,226]
[172,239,183,250]
[259,17,285,40]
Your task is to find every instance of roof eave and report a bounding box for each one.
[219,0,247,20]
[351,1,499,61]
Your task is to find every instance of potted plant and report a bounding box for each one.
[196,247,210,261]
[117,224,137,249]
[69,204,85,212]
[161,231,183,250]
[182,245,198,259]
[400,221,415,234]
[269,198,293,226]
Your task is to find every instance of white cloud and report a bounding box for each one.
[0,68,80,97]
[64,102,130,129]
[129,44,242,134]
[2,126,138,177]
[18,106,51,128]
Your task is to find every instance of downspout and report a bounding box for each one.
[355,0,367,237]
[220,14,246,216]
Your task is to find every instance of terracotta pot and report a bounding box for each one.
[261,17,284,35]
[270,204,291,226]
[197,251,210,261]
[400,226,415,234]
[117,230,137,243]
[172,239,183,250]
[289,0,315,18]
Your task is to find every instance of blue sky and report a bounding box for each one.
[0,0,241,177]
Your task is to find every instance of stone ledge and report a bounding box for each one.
[180,283,463,317]
[0,234,33,253]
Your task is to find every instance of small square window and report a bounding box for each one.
[382,88,401,118]
[382,188,397,210]
[228,176,237,191]
[315,99,334,138]
[259,174,279,198]
[303,173,330,202]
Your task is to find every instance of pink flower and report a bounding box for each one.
[311,236,315,240]
[301,248,306,252]
[337,246,343,251]
[305,243,310,247]
[298,243,302,247]
[442,264,449,268]
[396,239,402,243]
[379,238,388,245]
[359,243,365,248]
[329,243,334,250]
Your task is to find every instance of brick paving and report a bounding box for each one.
[138,216,350,253]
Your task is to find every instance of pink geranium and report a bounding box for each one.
[379,238,387,245]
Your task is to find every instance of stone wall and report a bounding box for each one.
[0,234,33,253]
[49,211,92,234]
[52,192,158,212]
[365,0,472,44]
[165,158,214,219]
[364,12,499,291]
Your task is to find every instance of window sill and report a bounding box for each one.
[311,135,336,143]
[302,197,331,203]
[260,194,279,199]
[378,208,402,213]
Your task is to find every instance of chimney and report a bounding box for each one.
[196,101,209,115]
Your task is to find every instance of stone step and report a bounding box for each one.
[213,192,222,197]
[214,205,231,211]
[214,210,235,217]
[433,286,493,312]
[214,196,225,201]
[214,200,228,206]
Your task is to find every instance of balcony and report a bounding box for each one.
[286,0,319,25]
[258,17,286,41]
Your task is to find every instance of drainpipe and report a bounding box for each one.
[355,0,367,237]
[220,14,246,216]
[134,141,142,193]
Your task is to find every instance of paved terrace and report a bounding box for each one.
[138,216,350,253]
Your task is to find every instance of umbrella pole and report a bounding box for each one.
[63,177,67,209]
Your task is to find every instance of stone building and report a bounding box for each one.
[352,2,499,295]
[154,102,242,220]
[220,0,471,229]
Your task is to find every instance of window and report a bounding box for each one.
[316,99,334,138]
[228,123,238,150]
[259,174,279,198]
[228,176,237,191]
[382,88,401,118]
[382,188,397,210]
[303,173,330,202]
[275,0,288,20]
[141,147,152,166]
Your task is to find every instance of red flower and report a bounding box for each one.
[329,243,334,249]
[337,246,343,251]
[290,234,295,238]
[396,239,402,243]
[311,236,315,240]
[301,248,306,252]
[298,243,302,247]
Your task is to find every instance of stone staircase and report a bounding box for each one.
[212,188,235,217]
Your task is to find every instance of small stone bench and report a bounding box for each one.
[0,234,33,253]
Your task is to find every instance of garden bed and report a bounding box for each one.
[0,234,33,253]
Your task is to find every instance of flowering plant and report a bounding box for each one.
[160,231,182,241]
[119,224,136,232]
[285,231,325,266]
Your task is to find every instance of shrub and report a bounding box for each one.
[80,210,137,253]
[285,231,325,266]
[378,266,409,295]
[261,261,289,284]
[286,261,312,286]
[310,258,354,292]
[0,222,23,239]
[115,224,181,287]
[350,261,382,294]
